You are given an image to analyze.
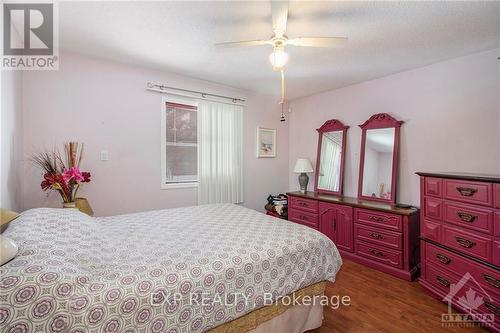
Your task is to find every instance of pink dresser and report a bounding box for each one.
[287,191,420,281]
[417,172,500,332]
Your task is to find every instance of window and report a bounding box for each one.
[161,97,198,188]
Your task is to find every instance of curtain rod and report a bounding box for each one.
[146,82,246,103]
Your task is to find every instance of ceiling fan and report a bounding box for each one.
[215,1,348,70]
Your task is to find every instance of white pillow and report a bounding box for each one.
[0,235,18,265]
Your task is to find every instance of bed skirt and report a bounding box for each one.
[208,281,326,333]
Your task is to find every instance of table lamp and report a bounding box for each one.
[293,158,314,193]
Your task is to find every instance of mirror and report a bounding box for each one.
[314,120,348,195]
[358,114,403,203]
[361,128,395,199]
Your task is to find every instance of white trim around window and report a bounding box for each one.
[160,95,199,190]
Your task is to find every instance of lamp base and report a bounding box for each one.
[298,173,309,193]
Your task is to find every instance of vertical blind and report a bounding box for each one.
[197,101,243,204]
[318,133,342,192]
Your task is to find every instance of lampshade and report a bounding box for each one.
[269,46,288,70]
[293,158,314,173]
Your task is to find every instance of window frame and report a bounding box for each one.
[161,95,199,190]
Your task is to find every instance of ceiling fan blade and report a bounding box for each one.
[287,37,348,48]
[271,1,289,37]
[215,40,270,48]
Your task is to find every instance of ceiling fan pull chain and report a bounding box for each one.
[280,69,286,122]
[280,69,285,102]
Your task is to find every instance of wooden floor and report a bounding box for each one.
[308,259,487,333]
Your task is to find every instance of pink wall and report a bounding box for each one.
[289,48,500,205]
[1,30,24,212]
[22,52,289,216]
[1,69,24,211]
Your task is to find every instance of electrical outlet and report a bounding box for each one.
[100,150,109,161]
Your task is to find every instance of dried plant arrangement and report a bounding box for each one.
[31,142,91,205]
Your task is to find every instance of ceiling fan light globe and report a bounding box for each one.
[269,48,288,70]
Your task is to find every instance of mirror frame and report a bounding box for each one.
[358,113,403,203]
[314,119,349,196]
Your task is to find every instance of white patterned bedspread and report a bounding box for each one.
[0,204,341,333]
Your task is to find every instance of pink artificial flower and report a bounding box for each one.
[62,167,84,182]
[81,172,91,183]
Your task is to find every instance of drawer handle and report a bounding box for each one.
[369,249,385,257]
[454,236,476,249]
[482,274,500,289]
[484,301,500,315]
[436,276,450,288]
[299,215,308,220]
[299,202,307,207]
[456,212,477,223]
[369,216,385,222]
[456,186,477,197]
[369,232,384,240]
[436,253,451,265]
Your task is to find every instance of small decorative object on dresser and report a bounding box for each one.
[417,172,500,332]
[293,158,314,193]
[31,142,92,209]
[288,114,420,281]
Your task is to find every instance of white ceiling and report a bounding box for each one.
[58,1,500,100]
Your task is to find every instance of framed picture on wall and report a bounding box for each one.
[256,127,276,158]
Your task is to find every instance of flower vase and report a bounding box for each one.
[62,202,76,208]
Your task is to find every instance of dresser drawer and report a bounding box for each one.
[494,241,500,267]
[355,209,402,232]
[495,184,500,209]
[443,179,493,207]
[424,177,442,197]
[423,261,500,322]
[478,298,500,324]
[423,261,459,293]
[443,201,493,235]
[354,224,403,250]
[423,197,443,221]
[425,242,500,295]
[289,196,318,213]
[421,219,441,242]
[442,225,492,262]
[355,240,403,268]
[495,212,500,237]
[288,209,318,229]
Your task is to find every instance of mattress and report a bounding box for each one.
[0,204,341,332]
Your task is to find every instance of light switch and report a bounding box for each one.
[100,150,109,161]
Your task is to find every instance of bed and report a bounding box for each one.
[0,204,342,332]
